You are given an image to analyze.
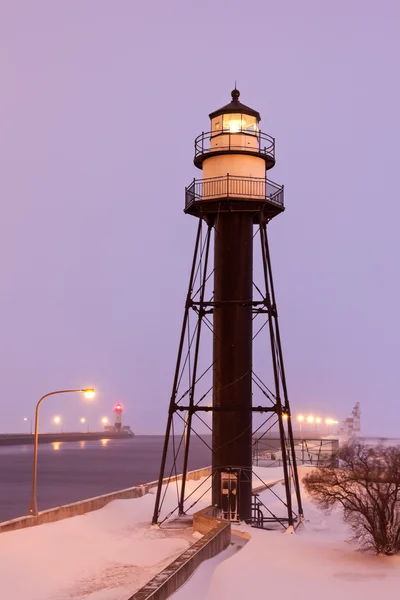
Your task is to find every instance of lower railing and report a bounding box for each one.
[185,175,284,209]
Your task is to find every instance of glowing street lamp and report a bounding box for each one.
[101,417,109,426]
[297,415,304,435]
[306,415,314,433]
[53,415,62,433]
[24,417,32,435]
[28,388,95,516]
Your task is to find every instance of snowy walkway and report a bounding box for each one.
[0,468,283,600]
[172,469,400,600]
[1,492,192,600]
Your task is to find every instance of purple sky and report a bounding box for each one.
[0,1,399,435]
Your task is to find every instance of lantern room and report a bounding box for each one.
[193,88,275,172]
[185,89,284,220]
[209,88,260,135]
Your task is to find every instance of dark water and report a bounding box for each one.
[0,436,212,522]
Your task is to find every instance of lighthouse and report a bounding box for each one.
[114,402,123,431]
[153,90,302,527]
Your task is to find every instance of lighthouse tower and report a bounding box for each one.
[114,402,123,431]
[152,90,302,527]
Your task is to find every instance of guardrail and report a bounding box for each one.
[185,175,284,210]
[194,129,275,164]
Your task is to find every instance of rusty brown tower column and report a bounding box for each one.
[152,89,303,527]
[212,211,254,520]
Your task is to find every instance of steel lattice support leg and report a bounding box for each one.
[262,223,303,518]
[178,223,212,514]
[151,219,204,525]
[259,217,302,525]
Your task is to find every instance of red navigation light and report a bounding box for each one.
[115,403,123,412]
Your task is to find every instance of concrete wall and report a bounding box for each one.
[193,505,223,534]
[128,513,231,600]
[0,466,212,535]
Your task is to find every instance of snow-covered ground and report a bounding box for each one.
[172,467,400,600]
[4,466,399,600]
[0,478,204,600]
[0,468,281,600]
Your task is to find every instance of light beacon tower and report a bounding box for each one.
[114,402,123,431]
[152,90,303,527]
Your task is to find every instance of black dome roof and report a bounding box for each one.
[209,89,261,122]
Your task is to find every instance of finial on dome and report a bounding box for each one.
[231,87,240,102]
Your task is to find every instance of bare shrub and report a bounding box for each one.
[304,443,400,555]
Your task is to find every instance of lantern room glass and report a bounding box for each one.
[211,114,258,134]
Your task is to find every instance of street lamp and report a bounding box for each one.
[306,415,314,434]
[28,387,95,516]
[80,417,89,432]
[297,415,304,435]
[101,417,109,427]
[24,417,32,435]
[53,415,62,432]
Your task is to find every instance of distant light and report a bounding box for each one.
[115,403,123,412]
[325,418,333,425]
[53,416,61,424]
[24,417,28,421]
[307,416,314,424]
[80,417,86,424]
[297,415,304,422]
[101,417,109,425]
[315,417,322,424]
[83,389,95,400]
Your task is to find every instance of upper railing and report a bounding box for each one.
[194,130,275,166]
[185,175,284,210]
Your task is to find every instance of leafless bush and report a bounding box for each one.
[304,443,400,555]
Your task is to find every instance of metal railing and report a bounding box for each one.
[185,175,284,209]
[194,129,275,162]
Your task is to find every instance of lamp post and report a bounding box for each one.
[307,415,314,433]
[315,416,321,434]
[53,415,62,433]
[297,415,304,436]
[28,388,95,516]
[24,417,32,435]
